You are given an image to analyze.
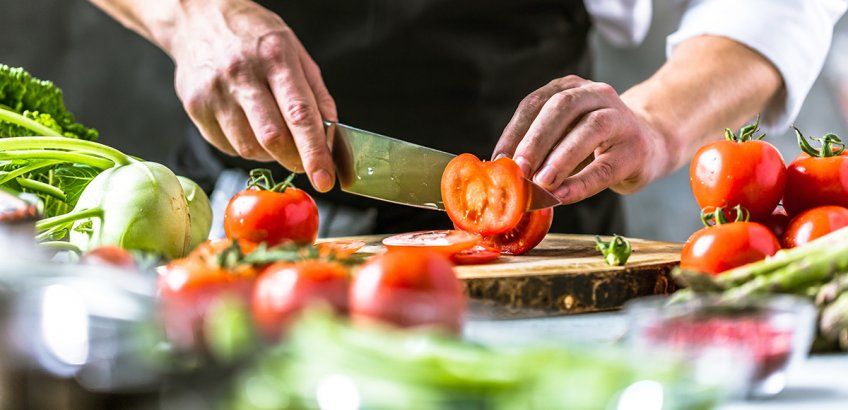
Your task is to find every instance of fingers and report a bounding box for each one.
[532,108,617,190]
[195,118,238,157]
[297,42,338,122]
[267,49,335,192]
[554,149,631,205]
[493,75,589,160]
[232,84,292,163]
[511,85,607,177]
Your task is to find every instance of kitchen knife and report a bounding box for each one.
[325,121,560,211]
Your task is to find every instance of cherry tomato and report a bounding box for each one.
[451,245,501,265]
[782,129,848,216]
[252,260,350,341]
[482,208,553,255]
[80,245,137,270]
[690,122,786,221]
[382,230,480,256]
[316,240,367,258]
[350,249,465,333]
[680,221,781,276]
[441,153,528,235]
[763,206,791,238]
[158,240,259,350]
[782,206,848,248]
[224,170,319,248]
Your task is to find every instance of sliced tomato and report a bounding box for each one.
[316,240,367,258]
[451,245,501,265]
[382,230,480,255]
[441,153,528,235]
[482,208,553,255]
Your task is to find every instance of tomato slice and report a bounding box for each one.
[382,230,480,255]
[316,240,367,258]
[441,153,528,235]
[483,208,553,255]
[451,245,501,265]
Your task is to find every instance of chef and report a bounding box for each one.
[89,0,846,236]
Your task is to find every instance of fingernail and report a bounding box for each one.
[493,152,507,160]
[514,156,532,177]
[555,185,570,200]
[311,169,334,192]
[534,165,558,188]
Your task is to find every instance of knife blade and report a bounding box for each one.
[326,121,560,211]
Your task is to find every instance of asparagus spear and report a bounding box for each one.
[715,227,848,288]
[820,292,848,344]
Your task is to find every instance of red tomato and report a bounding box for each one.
[252,260,350,341]
[782,206,848,248]
[690,128,786,221]
[783,145,848,216]
[382,230,480,256]
[158,240,259,350]
[80,245,136,270]
[482,208,553,255]
[350,249,465,333]
[763,206,791,238]
[224,171,319,248]
[451,245,501,265]
[680,222,781,275]
[441,153,528,235]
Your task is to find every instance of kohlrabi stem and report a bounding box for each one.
[40,241,82,254]
[0,150,113,169]
[0,107,63,137]
[36,207,102,232]
[0,137,130,166]
[16,177,66,201]
[0,159,61,185]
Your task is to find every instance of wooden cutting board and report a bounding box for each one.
[326,234,681,318]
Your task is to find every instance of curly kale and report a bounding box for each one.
[0,64,98,140]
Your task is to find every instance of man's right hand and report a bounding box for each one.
[165,0,336,191]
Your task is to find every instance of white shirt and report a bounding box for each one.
[584,0,848,133]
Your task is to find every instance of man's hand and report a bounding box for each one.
[156,0,336,191]
[492,75,670,205]
[494,36,783,205]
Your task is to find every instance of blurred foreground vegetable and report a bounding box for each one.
[673,227,848,351]
[230,311,718,410]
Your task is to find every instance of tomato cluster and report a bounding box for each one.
[685,120,848,275]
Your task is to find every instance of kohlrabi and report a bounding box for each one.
[178,176,212,250]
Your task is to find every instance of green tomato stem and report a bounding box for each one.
[0,159,61,185]
[16,177,66,201]
[36,207,102,232]
[0,107,63,137]
[595,234,632,266]
[0,137,130,166]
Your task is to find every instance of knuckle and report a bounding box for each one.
[585,110,612,133]
[233,141,263,159]
[549,90,577,110]
[284,100,318,127]
[592,160,616,184]
[220,57,253,82]
[257,31,288,61]
[590,82,616,96]
[255,127,286,148]
[520,93,546,112]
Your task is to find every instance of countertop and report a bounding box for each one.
[464,310,848,409]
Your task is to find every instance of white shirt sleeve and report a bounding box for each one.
[667,0,848,133]
[584,0,653,47]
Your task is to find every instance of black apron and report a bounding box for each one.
[171,0,625,236]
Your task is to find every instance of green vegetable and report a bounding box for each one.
[0,64,98,140]
[595,234,632,266]
[178,176,212,250]
[230,311,717,410]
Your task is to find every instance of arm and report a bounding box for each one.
[492,35,781,204]
[88,0,338,192]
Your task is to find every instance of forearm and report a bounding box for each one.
[622,35,783,177]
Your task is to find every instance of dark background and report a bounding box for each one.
[3,1,847,241]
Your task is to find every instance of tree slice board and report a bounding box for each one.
[319,234,681,318]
